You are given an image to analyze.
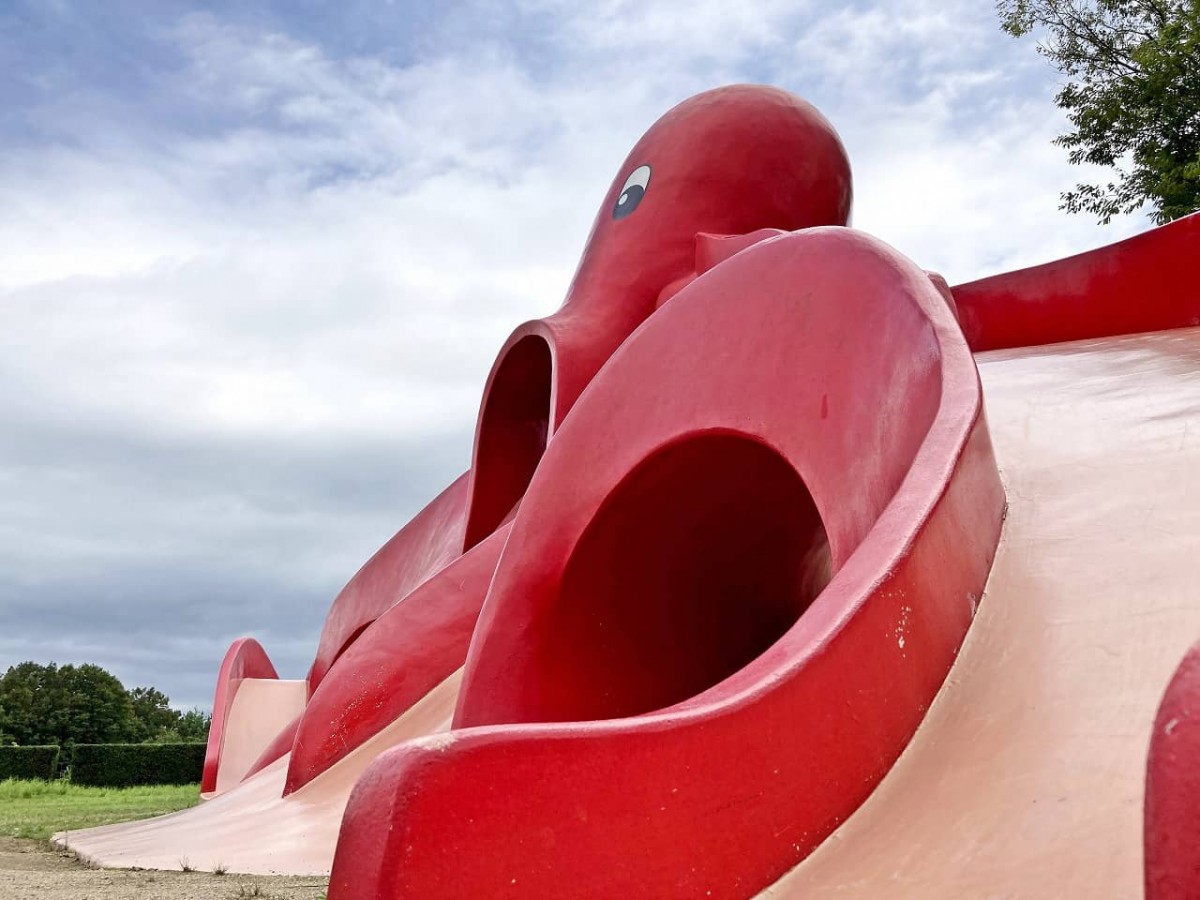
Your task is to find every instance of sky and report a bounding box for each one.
[0,0,1151,710]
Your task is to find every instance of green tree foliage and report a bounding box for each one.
[58,664,139,744]
[175,708,212,743]
[999,0,1200,223]
[143,708,212,744]
[0,697,12,744]
[0,662,138,745]
[127,686,178,742]
[0,662,210,746]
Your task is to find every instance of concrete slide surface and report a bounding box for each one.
[763,326,1200,898]
[213,679,306,794]
[57,671,461,875]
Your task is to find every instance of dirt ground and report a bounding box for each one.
[0,838,328,900]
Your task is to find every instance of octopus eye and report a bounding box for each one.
[613,164,651,220]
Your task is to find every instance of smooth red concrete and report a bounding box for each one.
[760,328,1200,898]
[953,211,1200,351]
[463,85,851,550]
[285,84,854,789]
[471,434,831,723]
[202,638,279,795]
[328,228,1005,899]
[307,472,469,693]
[285,523,511,793]
[1146,640,1200,900]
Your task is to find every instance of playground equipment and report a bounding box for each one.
[57,85,1200,899]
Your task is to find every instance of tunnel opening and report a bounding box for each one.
[531,432,831,723]
[465,335,553,550]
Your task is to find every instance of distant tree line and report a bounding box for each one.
[0,661,210,747]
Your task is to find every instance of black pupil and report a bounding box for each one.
[613,184,645,220]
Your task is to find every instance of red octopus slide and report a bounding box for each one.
[57,85,1200,899]
[209,84,854,799]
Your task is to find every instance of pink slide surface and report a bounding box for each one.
[60,672,461,875]
[761,326,1200,897]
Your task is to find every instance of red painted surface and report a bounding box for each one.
[312,86,850,688]
[655,229,789,308]
[281,84,854,789]
[201,638,278,795]
[328,229,1005,898]
[1146,640,1200,900]
[306,472,470,694]
[284,522,511,793]
[463,85,850,550]
[953,211,1200,352]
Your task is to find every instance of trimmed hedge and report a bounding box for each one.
[0,744,60,780]
[69,742,205,788]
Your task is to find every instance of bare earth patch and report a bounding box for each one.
[0,837,328,900]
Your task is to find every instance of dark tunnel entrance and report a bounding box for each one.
[465,335,552,550]
[530,432,832,723]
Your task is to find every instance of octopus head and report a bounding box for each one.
[567,84,853,311]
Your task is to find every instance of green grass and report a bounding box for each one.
[0,777,200,840]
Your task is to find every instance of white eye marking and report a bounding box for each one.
[621,165,652,193]
[613,164,651,220]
